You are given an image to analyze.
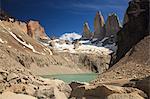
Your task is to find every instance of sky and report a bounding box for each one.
[1,0,128,37]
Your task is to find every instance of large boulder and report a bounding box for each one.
[105,13,122,41]
[0,92,37,99]
[82,22,92,39]
[71,84,147,99]
[93,11,105,40]
[5,84,36,96]
[122,76,150,97]
[107,93,144,99]
[135,76,150,97]
[27,20,49,40]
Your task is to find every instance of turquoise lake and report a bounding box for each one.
[41,73,98,83]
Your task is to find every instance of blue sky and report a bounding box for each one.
[1,0,128,37]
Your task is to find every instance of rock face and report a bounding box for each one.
[93,11,105,40]
[82,22,92,39]
[123,12,129,25]
[115,0,149,64]
[105,13,122,41]
[27,20,49,40]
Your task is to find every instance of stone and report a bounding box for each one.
[69,81,86,91]
[35,87,55,99]
[7,73,19,81]
[0,91,37,99]
[93,11,105,40]
[54,87,67,99]
[71,84,147,99]
[82,22,92,39]
[52,79,72,98]
[107,93,144,99]
[135,76,150,97]
[5,84,36,96]
[27,20,48,40]
[105,13,122,41]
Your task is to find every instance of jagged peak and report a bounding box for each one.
[84,22,90,30]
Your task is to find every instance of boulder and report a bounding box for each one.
[35,87,55,99]
[71,84,147,99]
[93,11,105,40]
[135,76,150,97]
[0,91,37,99]
[107,93,144,99]
[27,20,48,40]
[105,13,122,41]
[69,81,86,91]
[82,22,92,39]
[52,79,72,98]
[5,84,36,96]
[54,87,68,99]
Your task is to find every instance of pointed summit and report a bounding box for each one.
[93,11,105,40]
[82,22,92,39]
[105,13,122,40]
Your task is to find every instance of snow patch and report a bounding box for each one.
[59,32,81,41]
